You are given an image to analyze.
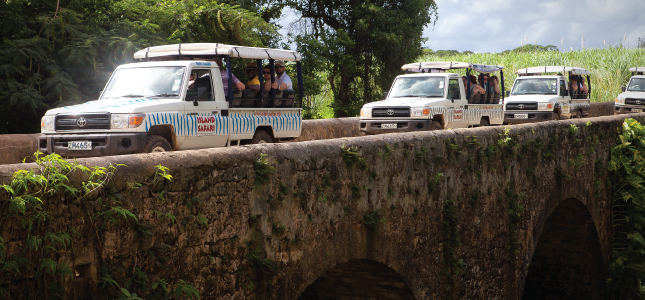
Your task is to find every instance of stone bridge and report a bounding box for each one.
[0,108,634,299]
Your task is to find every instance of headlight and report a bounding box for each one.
[615,98,625,105]
[360,108,372,118]
[41,116,55,131]
[112,114,146,129]
[411,107,430,117]
[538,103,554,110]
[111,114,128,129]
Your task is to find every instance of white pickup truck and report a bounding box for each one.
[359,62,506,134]
[39,43,303,157]
[614,67,645,114]
[503,66,591,124]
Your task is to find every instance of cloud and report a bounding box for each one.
[423,0,645,52]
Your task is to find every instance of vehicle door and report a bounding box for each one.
[559,78,571,115]
[446,78,468,128]
[181,68,229,149]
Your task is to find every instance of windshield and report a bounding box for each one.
[511,78,557,95]
[389,77,445,98]
[627,78,645,92]
[100,67,186,99]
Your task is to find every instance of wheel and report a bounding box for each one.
[576,110,583,118]
[552,112,560,121]
[141,135,172,153]
[250,130,273,144]
[430,121,442,130]
[479,118,490,127]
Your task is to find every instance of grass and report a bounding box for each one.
[306,47,645,116]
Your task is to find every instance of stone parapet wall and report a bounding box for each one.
[1,113,634,299]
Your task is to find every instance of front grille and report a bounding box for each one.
[372,107,410,118]
[506,103,538,110]
[55,114,111,131]
[625,98,645,105]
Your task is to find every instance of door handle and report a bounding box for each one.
[187,112,198,116]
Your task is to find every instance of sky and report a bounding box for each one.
[423,0,645,52]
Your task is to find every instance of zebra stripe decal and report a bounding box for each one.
[144,110,301,139]
[230,111,301,135]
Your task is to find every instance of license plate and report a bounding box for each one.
[633,109,643,113]
[381,123,397,129]
[68,141,92,150]
[514,114,528,119]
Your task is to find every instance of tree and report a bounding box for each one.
[287,0,438,117]
[0,0,276,134]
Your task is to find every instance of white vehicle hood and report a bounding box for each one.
[44,98,180,115]
[617,91,645,99]
[363,97,444,108]
[505,95,563,103]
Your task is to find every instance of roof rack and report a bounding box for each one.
[515,66,590,75]
[401,62,504,73]
[629,67,645,72]
[133,43,302,61]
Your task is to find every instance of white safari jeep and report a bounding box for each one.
[615,67,645,114]
[39,43,303,157]
[359,62,506,134]
[504,66,591,124]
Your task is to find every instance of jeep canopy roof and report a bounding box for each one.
[401,62,504,73]
[629,67,645,73]
[133,43,302,61]
[515,66,590,75]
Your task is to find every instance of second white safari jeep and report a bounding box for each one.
[504,66,591,124]
[359,62,506,134]
[615,67,645,114]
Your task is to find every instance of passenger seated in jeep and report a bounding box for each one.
[245,62,261,92]
[213,57,245,94]
[263,65,278,91]
[570,77,588,99]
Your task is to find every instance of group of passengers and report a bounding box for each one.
[569,75,589,99]
[461,73,501,103]
[218,58,292,96]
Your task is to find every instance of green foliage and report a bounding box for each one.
[503,184,524,266]
[153,164,173,186]
[569,123,579,135]
[362,209,386,231]
[0,154,199,299]
[247,250,280,275]
[607,118,645,298]
[290,0,438,117]
[0,0,277,134]
[254,153,275,186]
[442,198,465,275]
[341,145,368,169]
[428,173,443,194]
[174,280,200,300]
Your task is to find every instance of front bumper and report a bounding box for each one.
[359,119,434,134]
[39,133,148,158]
[614,105,645,115]
[504,111,554,124]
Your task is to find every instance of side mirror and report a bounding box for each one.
[383,92,388,99]
[193,97,199,106]
[622,86,626,92]
[505,90,510,97]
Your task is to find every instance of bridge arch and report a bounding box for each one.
[521,198,605,299]
[297,259,416,300]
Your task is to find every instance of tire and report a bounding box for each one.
[479,118,490,127]
[430,121,442,130]
[141,135,172,153]
[552,112,560,121]
[576,110,583,118]
[250,130,273,144]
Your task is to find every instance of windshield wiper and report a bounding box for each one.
[119,94,145,98]
[394,95,421,98]
[151,93,179,98]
